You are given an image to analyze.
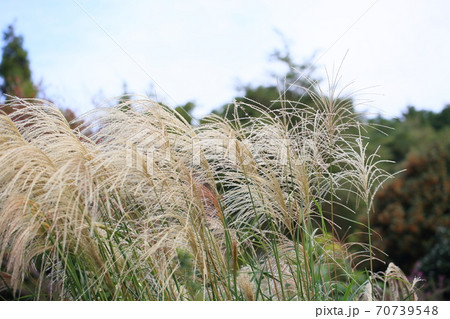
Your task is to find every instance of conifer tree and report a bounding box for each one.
[0,24,38,100]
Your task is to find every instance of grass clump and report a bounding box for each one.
[0,81,417,300]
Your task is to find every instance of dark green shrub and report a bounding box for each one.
[361,141,450,272]
[417,227,450,299]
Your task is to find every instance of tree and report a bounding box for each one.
[360,140,450,273]
[365,105,450,173]
[212,49,323,124]
[0,24,92,135]
[0,24,38,100]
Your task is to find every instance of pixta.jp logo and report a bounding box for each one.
[125,129,170,174]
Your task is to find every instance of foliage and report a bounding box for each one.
[415,227,450,299]
[366,105,450,173]
[0,24,38,99]
[361,140,450,273]
[0,24,89,134]
[174,101,196,125]
[420,227,450,284]
[352,106,450,299]
[212,50,327,124]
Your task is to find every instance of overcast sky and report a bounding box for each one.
[1,0,450,118]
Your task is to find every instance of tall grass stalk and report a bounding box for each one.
[0,81,415,300]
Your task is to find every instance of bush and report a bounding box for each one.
[415,227,450,300]
[362,141,450,272]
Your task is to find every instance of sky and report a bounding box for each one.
[1,0,450,119]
